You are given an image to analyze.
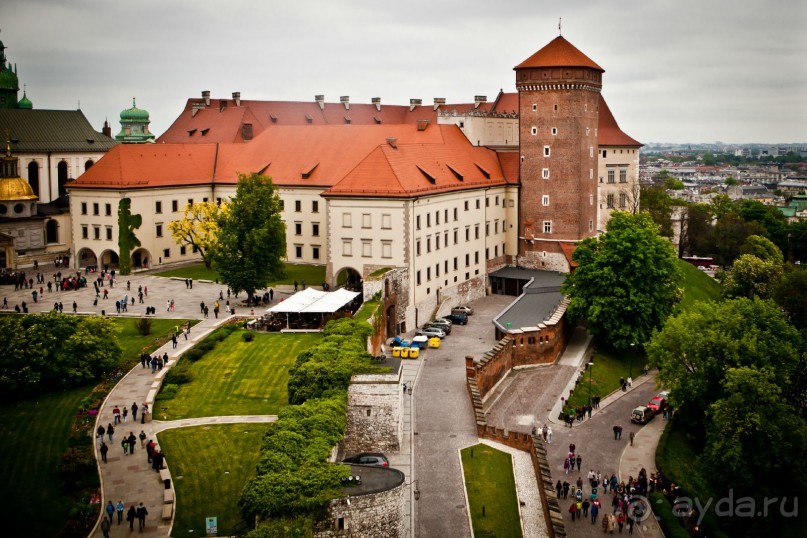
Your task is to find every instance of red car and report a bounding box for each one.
[647,391,669,414]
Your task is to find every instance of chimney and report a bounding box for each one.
[232,92,241,107]
[202,90,211,107]
[242,122,253,141]
[433,97,446,111]
[409,98,422,112]
[315,94,325,110]
[219,100,227,112]
[340,96,350,110]
[371,97,381,111]
[474,95,487,109]
[417,119,431,131]
[386,137,397,149]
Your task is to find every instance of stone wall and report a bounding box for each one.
[313,472,406,538]
[342,373,402,456]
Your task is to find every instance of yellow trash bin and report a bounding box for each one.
[393,347,401,357]
[400,347,410,358]
[429,337,441,349]
[409,347,420,359]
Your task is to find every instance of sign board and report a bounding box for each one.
[205,516,218,535]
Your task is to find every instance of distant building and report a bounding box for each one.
[115,98,155,144]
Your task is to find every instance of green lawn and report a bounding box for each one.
[158,424,271,536]
[461,444,523,538]
[155,262,326,287]
[564,345,647,413]
[115,317,196,363]
[158,331,322,420]
[676,259,721,312]
[0,385,92,537]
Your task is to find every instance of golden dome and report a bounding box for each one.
[0,177,38,201]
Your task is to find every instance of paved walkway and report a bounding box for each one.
[619,415,666,538]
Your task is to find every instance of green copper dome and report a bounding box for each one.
[17,90,32,109]
[120,97,149,122]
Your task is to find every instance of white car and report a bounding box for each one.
[452,305,474,316]
[416,326,446,339]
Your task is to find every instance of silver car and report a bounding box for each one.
[416,326,446,339]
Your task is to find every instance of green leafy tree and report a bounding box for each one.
[212,173,286,300]
[117,198,142,275]
[723,176,738,186]
[721,254,783,299]
[709,194,735,220]
[639,184,674,237]
[739,234,783,263]
[681,203,713,257]
[711,212,763,266]
[562,211,681,349]
[772,265,807,330]
[738,199,789,255]
[789,220,807,263]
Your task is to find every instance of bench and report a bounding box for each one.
[163,489,174,504]
[161,503,173,520]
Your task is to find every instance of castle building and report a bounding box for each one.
[68,34,641,331]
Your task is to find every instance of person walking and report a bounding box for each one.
[116,500,124,524]
[121,437,129,455]
[171,334,177,348]
[113,406,121,424]
[105,500,115,523]
[139,430,147,448]
[107,423,114,443]
[72,301,77,313]
[127,505,136,531]
[576,454,582,471]
[100,442,108,463]
[547,426,553,444]
[128,432,137,454]
[136,502,148,531]
[629,431,635,446]
[122,407,128,423]
[141,403,149,424]
[132,402,138,422]
[100,517,111,538]
[96,425,105,447]
[591,499,600,524]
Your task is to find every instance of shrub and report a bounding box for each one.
[164,365,193,385]
[157,383,179,400]
[134,316,152,336]
[243,331,255,342]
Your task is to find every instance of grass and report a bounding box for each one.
[157,424,271,537]
[115,317,196,363]
[368,267,392,277]
[563,345,648,413]
[676,258,721,312]
[649,493,691,538]
[155,262,326,287]
[0,385,92,537]
[353,297,379,324]
[158,330,322,419]
[461,444,523,538]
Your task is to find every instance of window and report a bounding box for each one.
[203,197,208,203]
[602,150,607,158]
[607,193,615,208]
[362,240,371,257]
[608,170,615,183]
[312,246,320,260]
[486,248,489,259]
[495,245,498,257]
[295,200,301,212]
[426,213,431,227]
[436,211,440,225]
[93,203,99,215]
[416,240,421,256]
[426,237,431,253]
[382,241,392,258]
[82,225,88,239]
[619,193,628,208]
[343,213,352,228]
[105,203,112,216]
[295,245,302,258]
[495,196,499,205]
[417,270,421,285]
[453,229,458,244]
[294,222,302,235]
[476,199,480,209]
[436,235,440,250]
[427,267,431,281]
[453,208,458,221]
[554,104,558,111]
[435,264,440,277]
[172,200,178,212]
[543,220,552,233]
[544,146,550,157]
[105,227,112,241]
[278,199,283,210]
[155,201,162,214]
[163,248,170,258]
[532,103,537,111]
[620,168,628,183]
[551,127,558,135]
[343,240,352,256]
[93,226,100,240]
[590,194,594,205]
[81,202,87,215]
[589,220,594,232]
[542,168,550,179]
[589,146,594,158]
[188,198,194,206]
[416,215,421,230]
[465,228,470,241]
[454,257,458,270]
[312,200,319,213]
[180,246,187,255]
[475,225,480,239]
[542,195,550,206]
[156,224,163,237]
[465,253,470,266]
[382,214,391,229]
[485,222,489,236]
[530,126,537,136]
[475,251,479,264]
[312,223,320,236]
[362,214,371,228]
[485,198,489,207]
[464,201,469,211]
[590,169,594,179]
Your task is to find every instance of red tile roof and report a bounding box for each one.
[69,144,218,189]
[515,36,604,72]
[497,151,520,183]
[560,242,579,269]
[597,95,642,147]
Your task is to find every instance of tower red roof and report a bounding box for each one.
[514,36,604,72]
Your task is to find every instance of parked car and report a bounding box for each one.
[631,405,654,424]
[424,322,451,335]
[416,326,446,339]
[444,313,468,325]
[428,317,452,328]
[452,305,474,316]
[647,391,669,414]
[342,453,389,467]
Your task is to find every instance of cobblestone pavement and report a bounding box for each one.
[413,294,513,538]
[479,439,551,538]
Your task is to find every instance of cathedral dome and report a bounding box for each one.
[0,176,37,201]
[17,90,32,109]
[120,97,150,122]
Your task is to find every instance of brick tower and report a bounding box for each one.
[515,36,603,271]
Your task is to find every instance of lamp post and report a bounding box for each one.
[629,342,635,379]
[587,361,594,406]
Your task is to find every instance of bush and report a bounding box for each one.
[157,383,179,400]
[649,493,691,538]
[134,316,152,336]
[164,365,193,385]
[243,332,255,342]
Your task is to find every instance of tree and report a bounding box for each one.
[739,234,783,263]
[772,265,807,330]
[679,203,713,257]
[639,184,674,237]
[789,220,807,263]
[562,211,681,349]
[723,176,739,186]
[117,198,142,275]
[168,201,225,269]
[711,212,763,266]
[738,199,789,255]
[212,173,286,300]
[721,254,783,299]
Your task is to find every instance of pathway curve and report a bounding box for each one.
[618,414,666,538]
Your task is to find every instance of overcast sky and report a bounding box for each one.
[4,0,806,144]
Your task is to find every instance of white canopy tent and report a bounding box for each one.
[266,288,360,314]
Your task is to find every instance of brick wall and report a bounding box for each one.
[342,374,402,456]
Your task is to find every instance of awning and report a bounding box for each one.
[266,288,360,314]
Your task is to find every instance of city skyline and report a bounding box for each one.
[4,0,806,144]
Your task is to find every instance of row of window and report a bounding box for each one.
[606,168,629,183]
[340,213,393,229]
[415,220,506,255]
[293,245,321,260]
[341,240,392,259]
[155,197,216,214]
[80,202,112,216]
[415,243,506,286]
[605,193,629,209]
[414,197,511,231]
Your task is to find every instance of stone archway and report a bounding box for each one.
[386,304,397,337]
[78,247,97,270]
[131,248,152,270]
[335,266,363,311]
[99,249,120,271]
